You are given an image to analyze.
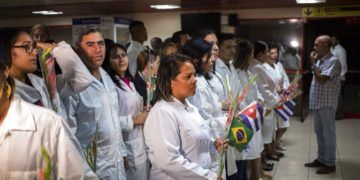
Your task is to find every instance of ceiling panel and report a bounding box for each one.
[0,0,358,19]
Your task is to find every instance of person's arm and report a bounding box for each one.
[310,51,330,84]
[37,41,93,93]
[144,109,217,179]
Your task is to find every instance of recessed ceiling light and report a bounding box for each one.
[296,0,326,4]
[290,40,299,48]
[150,4,180,10]
[32,10,63,15]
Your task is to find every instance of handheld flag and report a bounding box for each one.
[228,117,254,153]
[238,101,263,132]
[275,99,296,122]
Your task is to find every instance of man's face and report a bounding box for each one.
[179,34,190,46]
[219,39,236,62]
[78,32,105,70]
[313,37,329,57]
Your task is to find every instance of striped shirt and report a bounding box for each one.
[309,53,341,110]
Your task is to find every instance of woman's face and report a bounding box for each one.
[201,53,215,74]
[269,48,278,64]
[152,55,160,76]
[109,47,128,77]
[258,48,269,63]
[171,62,197,101]
[164,46,177,56]
[32,29,49,43]
[204,33,219,59]
[10,32,38,74]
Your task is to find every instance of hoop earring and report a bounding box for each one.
[5,83,11,98]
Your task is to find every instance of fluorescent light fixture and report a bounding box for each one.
[32,10,63,15]
[296,0,326,4]
[150,4,180,10]
[290,40,299,48]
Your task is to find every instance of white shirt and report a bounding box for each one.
[281,53,301,70]
[207,72,226,102]
[0,96,97,179]
[236,69,264,107]
[331,44,347,81]
[127,40,147,77]
[188,75,237,176]
[144,98,217,180]
[115,77,148,167]
[14,41,93,119]
[249,60,281,108]
[215,58,242,101]
[276,62,290,89]
[61,68,126,179]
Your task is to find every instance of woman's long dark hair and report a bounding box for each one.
[0,59,15,100]
[181,38,212,79]
[155,54,192,102]
[233,41,253,71]
[102,43,132,90]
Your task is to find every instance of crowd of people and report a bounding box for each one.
[0,20,343,180]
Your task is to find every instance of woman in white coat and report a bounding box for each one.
[144,54,228,180]
[103,43,150,180]
[0,59,97,179]
[249,41,282,162]
[0,28,93,119]
[182,39,238,178]
[233,41,265,180]
[268,44,291,151]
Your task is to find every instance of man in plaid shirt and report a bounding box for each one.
[305,35,341,174]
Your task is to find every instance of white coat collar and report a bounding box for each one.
[170,97,194,111]
[14,73,43,104]
[2,96,36,132]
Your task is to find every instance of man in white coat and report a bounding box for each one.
[61,26,127,179]
[127,21,148,77]
[331,36,347,119]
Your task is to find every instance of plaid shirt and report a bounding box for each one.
[309,53,341,110]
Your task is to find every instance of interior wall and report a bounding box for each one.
[0,7,302,45]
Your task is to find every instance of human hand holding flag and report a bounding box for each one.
[39,47,58,112]
[217,75,257,178]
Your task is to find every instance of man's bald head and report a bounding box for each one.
[314,35,331,57]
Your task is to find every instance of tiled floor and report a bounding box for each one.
[271,114,360,180]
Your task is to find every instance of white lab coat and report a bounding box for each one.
[331,44,347,81]
[61,68,127,180]
[215,58,242,101]
[275,62,291,129]
[235,69,264,160]
[144,98,218,180]
[207,72,226,102]
[188,75,237,177]
[249,60,282,143]
[0,96,97,179]
[14,41,93,119]
[115,77,149,180]
[127,41,147,77]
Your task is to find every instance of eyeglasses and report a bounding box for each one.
[12,42,37,54]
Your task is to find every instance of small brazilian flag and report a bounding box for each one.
[228,117,254,153]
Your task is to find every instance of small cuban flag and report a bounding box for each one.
[275,99,296,122]
[238,102,264,132]
[228,117,253,153]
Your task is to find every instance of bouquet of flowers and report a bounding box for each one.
[39,48,58,112]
